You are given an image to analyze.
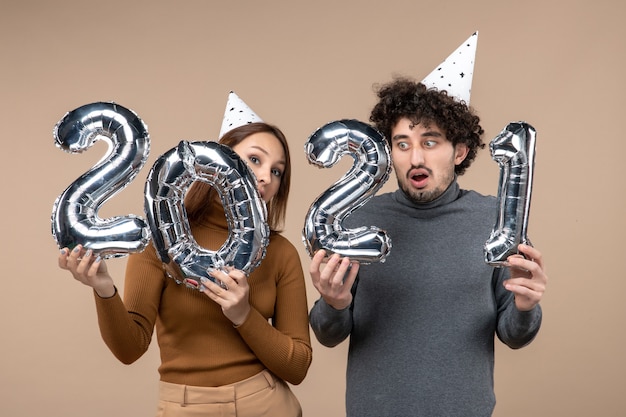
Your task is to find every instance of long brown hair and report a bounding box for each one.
[184,122,291,232]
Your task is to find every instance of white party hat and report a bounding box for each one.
[421,31,478,104]
[219,91,264,138]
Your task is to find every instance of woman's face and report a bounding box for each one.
[232,132,286,203]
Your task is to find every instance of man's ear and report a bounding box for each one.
[454,143,469,165]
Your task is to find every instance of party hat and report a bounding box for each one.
[219,91,263,138]
[421,32,478,104]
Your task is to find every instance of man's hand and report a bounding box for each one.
[310,250,359,310]
[504,244,547,311]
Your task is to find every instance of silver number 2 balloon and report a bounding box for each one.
[484,121,536,266]
[302,119,392,264]
[51,102,151,258]
[144,140,269,289]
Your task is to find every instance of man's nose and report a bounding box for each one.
[410,148,425,166]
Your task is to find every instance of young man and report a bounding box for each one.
[308,78,547,417]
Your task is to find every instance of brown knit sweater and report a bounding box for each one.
[93,198,312,386]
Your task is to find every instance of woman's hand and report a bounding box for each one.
[57,245,115,298]
[201,267,251,326]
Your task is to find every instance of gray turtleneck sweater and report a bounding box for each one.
[309,180,542,417]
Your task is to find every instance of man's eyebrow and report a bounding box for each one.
[391,130,443,142]
[422,130,443,138]
[391,133,409,142]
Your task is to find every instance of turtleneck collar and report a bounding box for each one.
[392,176,461,210]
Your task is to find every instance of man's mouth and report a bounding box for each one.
[409,168,430,188]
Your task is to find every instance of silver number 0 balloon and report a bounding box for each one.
[484,121,536,266]
[302,119,392,263]
[144,140,269,289]
[51,102,151,258]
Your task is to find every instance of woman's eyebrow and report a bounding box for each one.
[249,145,286,165]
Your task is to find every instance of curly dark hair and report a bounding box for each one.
[369,77,485,175]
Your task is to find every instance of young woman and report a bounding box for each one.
[58,122,312,417]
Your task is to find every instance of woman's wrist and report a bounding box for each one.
[94,284,116,299]
[232,306,251,328]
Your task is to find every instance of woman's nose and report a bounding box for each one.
[255,167,271,184]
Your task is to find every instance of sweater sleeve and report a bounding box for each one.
[234,237,312,385]
[93,244,164,364]
[309,296,353,347]
[493,267,543,349]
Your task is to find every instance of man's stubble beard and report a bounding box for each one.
[397,168,454,204]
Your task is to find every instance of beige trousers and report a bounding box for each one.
[156,370,302,417]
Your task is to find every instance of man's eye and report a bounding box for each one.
[397,142,409,150]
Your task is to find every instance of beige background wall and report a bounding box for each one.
[1,1,624,416]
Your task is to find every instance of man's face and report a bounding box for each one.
[390,117,468,203]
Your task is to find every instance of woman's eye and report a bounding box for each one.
[272,168,283,178]
[249,156,260,165]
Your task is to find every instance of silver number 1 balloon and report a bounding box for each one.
[144,140,269,289]
[51,102,151,258]
[484,121,536,266]
[302,119,392,264]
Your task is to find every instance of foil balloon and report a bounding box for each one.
[302,119,392,264]
[144,140,269,289]
[484,122,536,266]
[51,102,151,258]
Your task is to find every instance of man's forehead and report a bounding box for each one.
[392,117,441,131]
